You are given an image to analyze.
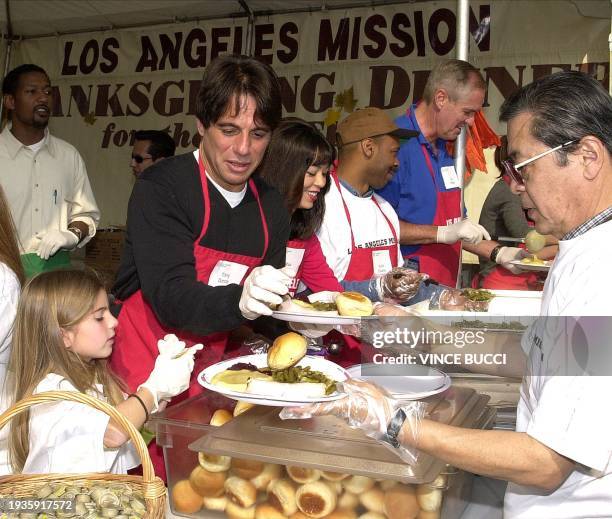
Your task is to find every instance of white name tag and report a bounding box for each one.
[372,250,392,276]
[208,260,249,287]
[441,165,460,190]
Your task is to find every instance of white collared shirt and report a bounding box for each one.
[0,126,100,253]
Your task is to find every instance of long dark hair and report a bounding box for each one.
[259,119,335,240]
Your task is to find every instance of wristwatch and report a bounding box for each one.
[382,408,408,449]
[489,244,503,263]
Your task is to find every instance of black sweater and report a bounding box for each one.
[113,152,290,336]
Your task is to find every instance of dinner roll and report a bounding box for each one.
[267,332,308,370]
[231,458,265,479]
[289,513,310,519]
[338,491,359,509]
[225,476,257,508]
[335,292,373,317]
[198,451,231,472]
[321,471,349,482]
[358,513,386,519]
[416,484,443,512]
[268,479,298,516]
[325,509,358,519]
[417,510,441,519]
[225,501,256,519]
[188,466,226,497]
[251,463,282,490]
[210,408,233,426]
[379,479,398,491]
[286,465,322,484]
[383,485,419,519]
[359,487,385,513]
[296,481,337,518]
[202,495,227,511]
[171,479,202,514]
[255,503,287,519]
[234,400,256,417]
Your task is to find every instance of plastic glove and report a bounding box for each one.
[36,229,79,259]
[157,333,187,357]
[436,219,491,245]
[139,341,203,412]
[372,268,426,303]
[280,379,425,464]
[239,266,293,320]
[495,246,528,274]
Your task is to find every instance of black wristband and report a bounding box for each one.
[489,244,503,263]
[129,393,149,422]
[381,408,407,449]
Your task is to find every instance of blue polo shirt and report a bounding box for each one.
[376,105,458,257]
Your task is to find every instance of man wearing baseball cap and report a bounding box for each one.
[314,107,421,364]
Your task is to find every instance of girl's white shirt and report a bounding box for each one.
[23,373,139,474]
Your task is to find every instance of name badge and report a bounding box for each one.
[208,260,249,287]
[285,247,306,274]
[372,250,392,276]
[440,165,460,190]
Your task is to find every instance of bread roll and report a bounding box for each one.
[225,500,256,519]
[198,451,231,472]
[210,408,233,426]
[231,458,265,479]
[358,513,386,519]
[224,476,257,508]
[379,479,398,491]
[286,465,322,484]
[268,479,298,516]
[267,332,308,370]
[255,503,287,519]
[383,485,419,519]
[418,510,441,519]
[251,463,282,490]
[188,466,226,497]
[234,400,256,417]
[295,481,337,518]
[325,509,358,519]
[289,513,310,519]
[202,495,227,511]
[171,479,202,514]
[359,487,385,513]
[328,481,343,495]
[338,491,359,509]
[342,475,375,494]
[335,292,373,317]
[321,471,349,482]
[416,484,443,512]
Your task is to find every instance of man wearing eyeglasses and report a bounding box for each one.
[376,60,524,287]
[130,130,176,177]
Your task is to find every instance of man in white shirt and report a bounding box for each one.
[0,64,100,277]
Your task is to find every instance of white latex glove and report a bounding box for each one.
[36,230,79,260]
[436,219,491,245]
[239,266,293,320]
[496,246,528,274]
[157,333,187,357]
[139,341,203,412]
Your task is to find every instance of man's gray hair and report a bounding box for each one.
[423,59,486,103]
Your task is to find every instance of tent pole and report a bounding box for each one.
[454,0,469,288]
[239,0,255,56]
[0,0,14,125]
[609,3,611,95]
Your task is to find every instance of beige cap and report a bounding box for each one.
[336,107,418,147]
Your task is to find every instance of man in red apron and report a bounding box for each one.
[376,59,524,287]
[110,55,291,478]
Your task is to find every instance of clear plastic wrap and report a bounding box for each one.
[371,267,427,303]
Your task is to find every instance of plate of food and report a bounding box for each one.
[510,256,552,272]
[272,291,374,325]
[346,363,452,400]
[198,332,350,406]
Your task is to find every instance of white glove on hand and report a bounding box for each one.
[496,246,528,274]
[239,266,293,320]
[36,230,79,259]
[139,338,203,412]
[436,219,491,245]
[157,333,187,357]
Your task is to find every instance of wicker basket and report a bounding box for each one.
[0,390,166,518]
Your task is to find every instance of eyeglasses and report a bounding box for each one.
[501,140,576,186]
[131,154,153,164]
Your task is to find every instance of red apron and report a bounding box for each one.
[406,144,462,287]
[111,152,269,479]
[285,238,307,297]
[326,173,399,366]
[478,265,540,291]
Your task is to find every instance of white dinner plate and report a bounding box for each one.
[509,259,551,272]
[198,354,349,406]
[271,310,362,326]
[347,363,451,400]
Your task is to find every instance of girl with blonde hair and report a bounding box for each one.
[7,268,197,474]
